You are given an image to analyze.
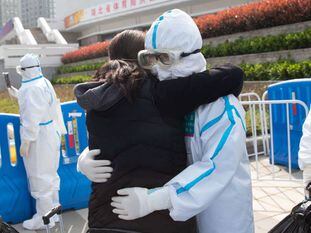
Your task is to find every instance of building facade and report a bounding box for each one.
[0,0,21,27]
[21,0,55,28]
[63,0,257,46]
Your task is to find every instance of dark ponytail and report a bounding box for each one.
[93,30,147,101]
[93,60,146,101]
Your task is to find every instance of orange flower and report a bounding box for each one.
[62,40,110,64]
[194,0,310,39]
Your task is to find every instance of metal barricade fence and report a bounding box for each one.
[239,93,267,159]
[240,98,308,181]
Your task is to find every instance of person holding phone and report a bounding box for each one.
[7,54,66,230]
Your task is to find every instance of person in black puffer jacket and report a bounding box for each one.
[74,30,244,233]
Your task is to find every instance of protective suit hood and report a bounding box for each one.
[145,9,206,80]
[74,82,124,112]
[17,53,43,81]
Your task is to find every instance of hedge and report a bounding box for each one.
[61,26,311,65]
[241,60,311,81]
[202,28,311,58]
[52,59,311,84]
[52,75,93,84]
[58,62,104,74]
[195,0,311,39]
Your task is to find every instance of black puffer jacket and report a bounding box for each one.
[74,65,244,233]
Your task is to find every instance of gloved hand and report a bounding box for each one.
[7,86,18,99]
[77,147,113,183]
[303,166,311,198]
[111,186,172,220]
[20,140,31,157]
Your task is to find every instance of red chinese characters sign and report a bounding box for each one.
[65,0,169,29]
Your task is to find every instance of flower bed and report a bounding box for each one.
[61,41,110,64]
[202,28,311,58]
[195,0,311,39]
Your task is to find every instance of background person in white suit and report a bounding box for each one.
[7,54,66,230]
[299,109,311,197]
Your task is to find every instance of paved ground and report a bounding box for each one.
[251,156,304,233]
[13,156,304,233]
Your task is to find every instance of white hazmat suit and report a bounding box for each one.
[112,9,254,233]
[13,54,65,230]
[299,109,311,195]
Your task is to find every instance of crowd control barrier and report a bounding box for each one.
[0,114,33,224]
[266,79,311,169]
[0,101,91,223]
[58,101,91,210]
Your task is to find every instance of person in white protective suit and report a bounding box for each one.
[108,9,255,233]
[299,110,311,197]
[7,53,66,230]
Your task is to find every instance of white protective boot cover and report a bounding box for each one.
[22,197,55,230]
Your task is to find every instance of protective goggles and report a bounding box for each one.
[21,65,40,71]
[16,65,40,75]
[138,49,201,69]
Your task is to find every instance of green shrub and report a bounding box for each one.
[202,28,311,58]
[241,60,311,81]
[52,75,93,84]
[58,62,104,74]
[53,60,311,84]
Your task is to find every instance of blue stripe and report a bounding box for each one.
[233,106,246,132]
[211,119,235,160]
[200,109,226,136]
[39,120,53,126]
[22,75,43,83]
[176,96,236,195]
[177,163,216,194]
[152,15,164,49]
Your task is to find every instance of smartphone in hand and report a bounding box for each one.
[2,72,11,88]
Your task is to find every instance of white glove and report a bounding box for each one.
[111,186,172,220]
[77,147,113,183]
[20,140,31,157]
[303,166,311,198]
[7,86,18,99]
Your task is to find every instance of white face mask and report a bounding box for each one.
[152,64,174,81]
[16,66,42,81]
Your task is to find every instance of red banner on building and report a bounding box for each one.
[64,0,170,29]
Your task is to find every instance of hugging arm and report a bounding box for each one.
[154,64,244,117]
[111,97,247,220]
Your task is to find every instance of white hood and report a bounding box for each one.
[146,9,206,80]
[17,53,43,81]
